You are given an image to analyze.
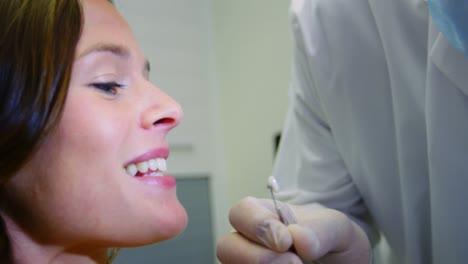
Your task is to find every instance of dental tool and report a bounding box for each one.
[267,176,296,225]
[267,176,283,222]
[267,176,322,264]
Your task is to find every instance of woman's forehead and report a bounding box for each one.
[77,0,134,56]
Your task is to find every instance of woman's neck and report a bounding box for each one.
[11,241,109,264]
[2,215,108,264]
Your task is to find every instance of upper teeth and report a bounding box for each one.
[125,158,167,177]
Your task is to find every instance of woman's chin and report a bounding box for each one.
[154,202,188,242]
[116,202,188,247]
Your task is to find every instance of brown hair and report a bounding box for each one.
[0,0,83,259]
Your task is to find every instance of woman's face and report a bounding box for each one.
[3,0,187,249]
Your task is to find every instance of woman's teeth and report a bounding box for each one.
[125,158,167,177]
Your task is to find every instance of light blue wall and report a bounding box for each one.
[211,0,292,207]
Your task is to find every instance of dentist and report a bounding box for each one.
[217,0,468,263]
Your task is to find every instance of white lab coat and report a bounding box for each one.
[273,0,468,263]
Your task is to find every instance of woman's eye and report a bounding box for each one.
[90,82,124,95]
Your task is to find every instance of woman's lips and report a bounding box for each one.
[133,174,176,188]
[125,148,169,166]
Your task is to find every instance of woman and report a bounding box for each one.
[0,0,187,263]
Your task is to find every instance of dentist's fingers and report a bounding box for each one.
[217,231,302,264]
[225,197,371,263]
[288,208,371,263]
[228,197,293,252]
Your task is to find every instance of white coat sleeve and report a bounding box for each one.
[272,0,380,245]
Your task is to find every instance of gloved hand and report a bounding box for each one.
[216,197,371,264]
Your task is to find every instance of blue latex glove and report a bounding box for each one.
[427,0,468,57]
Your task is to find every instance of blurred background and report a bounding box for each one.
[112,0,292,263]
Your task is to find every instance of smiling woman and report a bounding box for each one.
[0,0,187,263]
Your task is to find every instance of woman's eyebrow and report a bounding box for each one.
[78,42,150,76]
[78,43,130,59]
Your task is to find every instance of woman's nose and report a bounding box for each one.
[141,88,183,132]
